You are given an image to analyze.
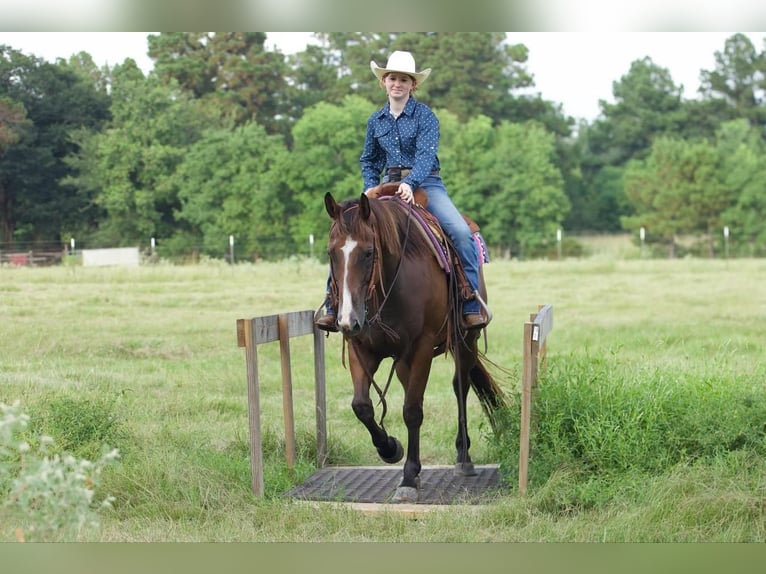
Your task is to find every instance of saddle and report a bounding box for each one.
[366,182,488,301]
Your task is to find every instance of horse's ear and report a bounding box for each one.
[360,192,371,220]
[324,192,340,219]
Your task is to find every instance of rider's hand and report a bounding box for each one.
[397,182,414,204]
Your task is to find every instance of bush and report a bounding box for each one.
[0,401,119,542]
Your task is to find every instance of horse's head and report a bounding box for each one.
[324,192,377,337]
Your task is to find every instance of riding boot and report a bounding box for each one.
[315,312,337,332]
[315,296,338,332]
[461,299,487,330]
[316,277,338,332]
[462,314,486,330]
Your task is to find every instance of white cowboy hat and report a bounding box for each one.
[370,50,431,83]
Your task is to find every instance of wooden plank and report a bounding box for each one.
[295,501,489,518]
[252,310,314,344]
[313,326,328,468]
[241,319,264,496]
[278,314,297,469]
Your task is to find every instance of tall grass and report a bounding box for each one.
[1,254,765,541]
[490,353,766,508]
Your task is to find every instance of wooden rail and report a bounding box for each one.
[518,304,553,495]
[236,310,327,496]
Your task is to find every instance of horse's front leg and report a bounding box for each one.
[391,346,434,503]
[348,343,403,464]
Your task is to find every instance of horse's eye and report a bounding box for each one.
[364,248,373,260]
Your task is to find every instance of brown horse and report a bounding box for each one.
[323,188,505,503]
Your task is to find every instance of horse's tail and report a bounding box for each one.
[469,355,507,433]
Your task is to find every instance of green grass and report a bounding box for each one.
[1,254,765,541]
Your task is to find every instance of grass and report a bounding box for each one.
[1,253,765,541]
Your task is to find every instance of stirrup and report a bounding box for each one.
[472,290,492,327]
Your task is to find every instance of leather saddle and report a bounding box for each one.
[365,182,483,301]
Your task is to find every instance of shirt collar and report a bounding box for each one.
[378,97,418,119]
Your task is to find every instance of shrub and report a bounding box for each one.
[0,401,119,542]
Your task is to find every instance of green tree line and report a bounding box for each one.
[2,32,765,260]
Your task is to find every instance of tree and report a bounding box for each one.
[66,62,208,247]
[171,123,292,260]
[577,57,688,236]
[589,57,686,168]
[622,137,722,257]
[0,97,27,152]
[442,114,568,257]
[489,121,569,258]
[699,33,766,128]
[717,119,766,255]
[0,97,30,243]
[283,95,376,256]
[0,46,111,245]
[148,32,291,136]
[410,32,534,124]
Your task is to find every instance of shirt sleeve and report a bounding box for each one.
[360,114,386,192]
[402,103,440,191]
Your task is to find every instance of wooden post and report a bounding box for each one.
[518,318,537,496]
[278,314,297,469]
[518,304,553,495]
[313,327,328,468]
[237,310,327,496]
[237,318,265,497]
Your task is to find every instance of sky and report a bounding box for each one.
[1,31,763,122]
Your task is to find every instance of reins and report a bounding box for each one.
[366,198,415,340]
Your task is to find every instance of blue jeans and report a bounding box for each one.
[419,175,482,314]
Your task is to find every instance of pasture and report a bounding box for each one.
[1,252,765,541]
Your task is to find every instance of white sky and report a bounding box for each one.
[1,31,763,122]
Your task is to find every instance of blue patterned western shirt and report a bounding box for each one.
[359,97,441,193]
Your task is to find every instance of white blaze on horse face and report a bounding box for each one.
[338,236,358,328]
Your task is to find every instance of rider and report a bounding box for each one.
[316,50,488,332]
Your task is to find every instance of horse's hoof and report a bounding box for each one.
[378,437,404,464]
[454,462,477,476]
[392,486,419,503]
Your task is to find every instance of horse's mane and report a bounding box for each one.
[334,197,434,262]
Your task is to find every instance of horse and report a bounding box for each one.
[323,185,505,503]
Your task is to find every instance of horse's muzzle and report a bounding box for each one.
[337,307,366,337]
[337,316,365,336]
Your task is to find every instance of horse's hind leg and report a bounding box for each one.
[453,339,478,476]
